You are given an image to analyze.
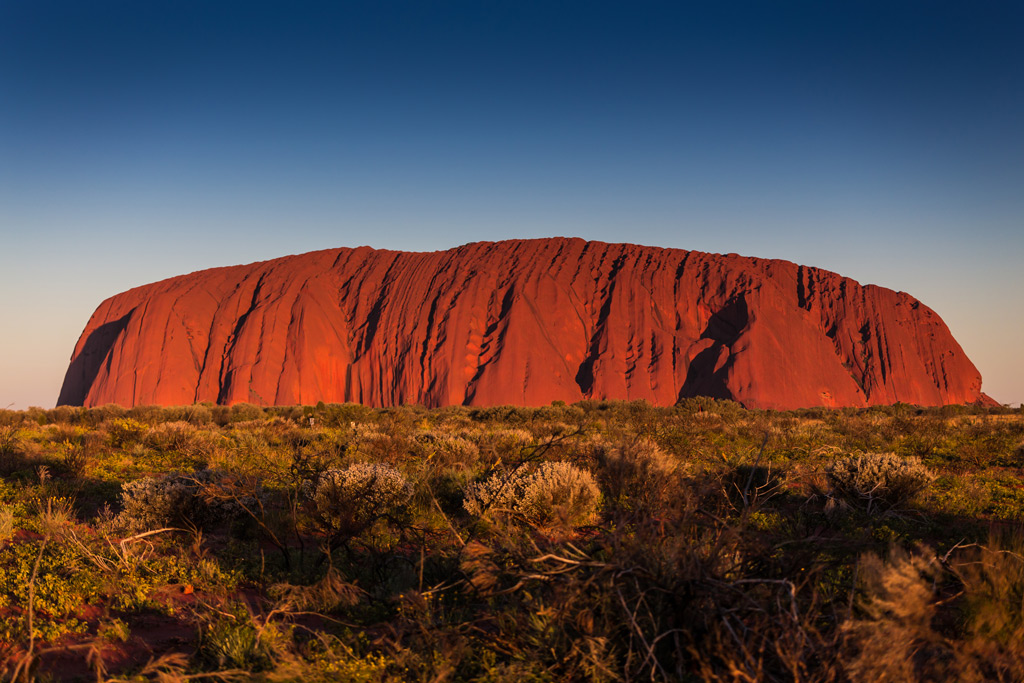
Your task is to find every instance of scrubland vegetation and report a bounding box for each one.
[0,398,1023,682]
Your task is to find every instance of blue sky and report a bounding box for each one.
[1,0,1021,408]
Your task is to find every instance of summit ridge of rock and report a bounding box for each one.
[58,238,988,409]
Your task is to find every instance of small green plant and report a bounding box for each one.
[97,617,130,643]
[58,439,90,479]
[200,605,282,671]
[0,425,25,473]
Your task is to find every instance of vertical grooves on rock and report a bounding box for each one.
[217,272,266,404]
[575,249,627,396]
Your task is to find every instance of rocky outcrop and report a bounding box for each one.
[58,238,988,409]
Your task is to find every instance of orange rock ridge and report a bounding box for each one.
[58,238,989,410]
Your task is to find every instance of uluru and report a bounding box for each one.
[58,238,989,410]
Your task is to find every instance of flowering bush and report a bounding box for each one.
[464,461,602,528]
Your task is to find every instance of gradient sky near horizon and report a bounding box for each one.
[1,0,1022,409]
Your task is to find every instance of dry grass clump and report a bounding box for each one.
[947,536,1024,679]
[590,436,678,513]
[346,424,410,464]
[474,427,534,462]
[464,461,602,529]
[143,420,214,466]
[840,536,1024,682]
[413,431,480,468]
[0,425,25,474]
[826,451,934,514]
[842,546,940,680]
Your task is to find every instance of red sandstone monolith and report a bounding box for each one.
[58,238,989,409]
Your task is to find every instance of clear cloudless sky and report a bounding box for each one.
[1,0,1021,408]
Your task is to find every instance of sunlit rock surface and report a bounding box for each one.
[59,238,989,409]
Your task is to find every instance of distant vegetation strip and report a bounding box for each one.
[1,399,1023,681]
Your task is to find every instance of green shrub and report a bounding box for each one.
[825,451,933,514]
[226,402,268,424]
[0,539,102,641]
[103,416,148,447]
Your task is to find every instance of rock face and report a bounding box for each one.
[59,238,988,410]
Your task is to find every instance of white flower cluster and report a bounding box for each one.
[464,461,602,527]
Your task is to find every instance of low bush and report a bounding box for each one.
[591,437,677,513]
[474,427,534,464]
[306,463,412,539]
[413,432,479,468]
[118,469,256,532]
[825,451,934,514]
[143,421,217,471]
[0,425,25,474]
[103,416,148,448]
[464,461,602,529]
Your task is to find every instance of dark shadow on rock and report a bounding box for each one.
[679,344,734,400]
[57,310,134,406]
[678,296,749,402]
